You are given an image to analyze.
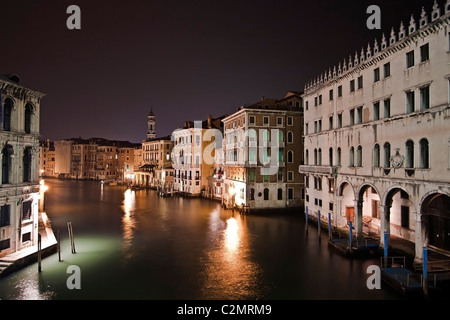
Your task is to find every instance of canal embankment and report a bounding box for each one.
[0,212,57,278]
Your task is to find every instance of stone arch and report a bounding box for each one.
[338,180,355,197]
[420,191,450,252]
[383,186,414,242]
[3,97,15,131]
[357,183,382,236]
[338,181,356,227]
[24,102,36,134]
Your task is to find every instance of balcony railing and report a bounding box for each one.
[299,165,338,175]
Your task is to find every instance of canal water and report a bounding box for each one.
[0,179,404,300]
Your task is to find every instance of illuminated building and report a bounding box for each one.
[300,2,450,260]
[39,139,57,178]
[171,114,226,197]
[222,92,304,212]
[0,74,45,257]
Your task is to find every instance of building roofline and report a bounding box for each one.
[304,2,450,95]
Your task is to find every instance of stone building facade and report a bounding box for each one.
[0,74,44,257]
[171,115,226,197]
[299,2,450,260]
[223,92,304,212]
[39,139,56,178]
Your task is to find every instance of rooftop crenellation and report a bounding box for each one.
[304,0,450,94]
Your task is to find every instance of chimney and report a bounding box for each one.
[207,114,212,128]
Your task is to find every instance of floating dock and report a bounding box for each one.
[328,237,380,258]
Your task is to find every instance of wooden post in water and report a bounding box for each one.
[349,221,353,251]
[317,210,321,237]
[328,212,332,240]
[38,233,42,272]
[423,245,428,297]
[305,206,308,234]
[57,229,62,261]
[67,222,76,254]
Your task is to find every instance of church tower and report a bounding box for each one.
[147,108,156,139]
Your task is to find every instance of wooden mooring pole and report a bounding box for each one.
[57,229,62,261]
[38,233,42,272]
[67,222,76,254]
[423,245,428,297]
[317,210,321,237]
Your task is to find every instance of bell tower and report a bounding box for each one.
[147,108,156,139]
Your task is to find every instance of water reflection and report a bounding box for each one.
[11,271,55,300]
[121,188,136,263]
[202,211,264,299]
[224,217,239,253]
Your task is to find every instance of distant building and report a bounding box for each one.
[222,92,304,212]
[0,74,45,257]
[54,139,73,179]
[134,109,174,189]
[136,136,173,189]
[52,137,137,181]
[70,138,97,180]
[147,108,156,140]
[133,147,143,172]
[299,3,450,260]
[118,144,141,184]
[39,139,57,178]
[171,114,226,197]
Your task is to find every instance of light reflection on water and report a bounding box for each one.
[121,188,136,263]
[201,211,265,299]
[0,180,404,300]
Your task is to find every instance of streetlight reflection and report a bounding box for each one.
[224,217,239,253]
[121,188,136,262]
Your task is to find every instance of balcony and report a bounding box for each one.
[299,165,338,175]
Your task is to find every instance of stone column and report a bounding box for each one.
[379,205,391,249]
[415,211,424,262]
[335,196,343,227]
[355,199,363,237]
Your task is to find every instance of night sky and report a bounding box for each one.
[2,0,440,143]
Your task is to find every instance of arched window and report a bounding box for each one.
[2,145,13,184]
[264,188,269,200]
[384,142,391,167]
[337,147,341,166]
[373,144,380,167]
[3,98,13,131]
[314,149,318,165]
[25,103,33,134]
[419,138,429,169]
[23,147,32,182]
[287,131,293,143]
[357,146,362,167]
[305,149,309,165]
[329,148,333,166]
[318,148,322,165]
[349,147,355,167]
[277,188,283,200]
[287,150,294,163]
[405,140,414,168]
